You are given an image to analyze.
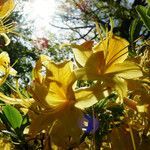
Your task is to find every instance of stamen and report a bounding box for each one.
[0,15,15,34]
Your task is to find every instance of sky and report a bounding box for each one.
[15,0,136,42]
[16,0,62,39]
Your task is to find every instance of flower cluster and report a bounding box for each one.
[0,0,149,149]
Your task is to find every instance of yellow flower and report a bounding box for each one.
[0,17,15,46]
[0,0,15,18]
[124,45,150,114]
[0,51,17,85]
[69,41,94,67]
[0,0,15,46]
[28,55,100,147]
[71,33,143,99]
[0,138,14,150]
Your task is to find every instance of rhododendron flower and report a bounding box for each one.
[28,55,100,147]
[0,51,17,85]
[126,48,150,115]
[0,0,15,18]
[0,0,15,46]
[0,138,14,150]
[70,32,143,99]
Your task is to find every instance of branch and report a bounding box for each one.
[49,23,95,30]
[66,24,94,41]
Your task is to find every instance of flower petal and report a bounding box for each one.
[29,113,54,138]
[71,41,94,67]
[113,76,128,100]
[75,88,98,109]
[105,61,143,79]
[0,51,17,76]
[33,54,50,83]
[9,67,17,76]
[31,59,76,109]
[43,60,76,89]
[75,83,105,109]
[93,33,129,65]
[51,107,82,148]
[0,0,15,18]
[76,51,105,80]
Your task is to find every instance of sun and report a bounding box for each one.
[29,0,56,19]
[22,0,57,38]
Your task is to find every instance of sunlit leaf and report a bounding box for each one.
[130,19,143,42]
[136,5,150,31]
[2,105,22,129]
[147,6,150,16]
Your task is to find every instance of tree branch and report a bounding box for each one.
[49,23,95,30]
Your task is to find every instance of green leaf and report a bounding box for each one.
[110,17,114,32]
[147,6,150,17]
[146,0,150,5]
[2,105,23,129]
[130,19,143,42]
[136,5,150,31]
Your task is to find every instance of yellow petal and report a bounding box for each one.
[93,33,129,65]
[71,41,94,67]
[33,54,50,83]
[9,67,17,76]
[29,81,50,108]
[0,52,17,76]
[0,51,10,65]
[30,79,68,110]
[75,51,105,80]
[29,105,83,143]
[51,107,82,148]
[74,68,87,80]
[136,105,149,113]
[46,82,71,108]
[113,76,127,100]
[0,0,15,18]
[31,79,74,110]
[43,60,76,89]
[75,88,98,109]
[105,61,143,79]
[0,138,14,150]
[0,51,10,74]
[29,113,54,138]
[74,82,105,109]
[31,60,76,109]
[77,51,105,80]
